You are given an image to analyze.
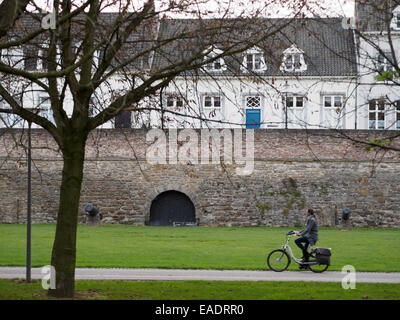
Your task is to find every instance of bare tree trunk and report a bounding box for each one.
[48,133,87,298]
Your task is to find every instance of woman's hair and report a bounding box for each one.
[307,208,314,215]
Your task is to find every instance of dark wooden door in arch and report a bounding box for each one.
[149,190,196,226]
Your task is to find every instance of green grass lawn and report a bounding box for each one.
[1,279,399,300]
[1,224,400,272]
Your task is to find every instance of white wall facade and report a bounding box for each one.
[2,18,400,132]
[0,74,133,130]
[156,76,358,130]
[357,33,400,130]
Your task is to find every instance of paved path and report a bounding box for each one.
[1,267,400,283]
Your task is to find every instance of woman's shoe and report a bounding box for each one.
[301,250,310,262]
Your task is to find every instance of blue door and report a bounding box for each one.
[246,109,261,129]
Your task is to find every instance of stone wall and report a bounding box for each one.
[0,129,399,227]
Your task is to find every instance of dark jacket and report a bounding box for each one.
[300,215,318,245]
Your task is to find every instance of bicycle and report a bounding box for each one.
[267,230,329,273]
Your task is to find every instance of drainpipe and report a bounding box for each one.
[284,80,289,130]
[352,29,360,130]
[160,86,164,130]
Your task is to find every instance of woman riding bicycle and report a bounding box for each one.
[295,208,318,265]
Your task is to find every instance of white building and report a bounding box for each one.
[355,0,400,130]
[0,13,155,130]
[1,2,399,131]
[151,18,358,129]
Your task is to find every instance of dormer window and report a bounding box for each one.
[246,53,262,70]
[285,54,301,69]
[375,52,398,81]
[241,47,266,72]
[206,59,222,71]
[377,52,394,73]
[280,45,307,72]
[391,6,400,30]
[37,41,61,71]
[203,47,226,72]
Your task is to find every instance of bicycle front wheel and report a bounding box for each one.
[267,249,291,272]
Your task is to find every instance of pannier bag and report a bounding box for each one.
[313,248,331,265]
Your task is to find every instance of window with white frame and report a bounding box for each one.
[368,99,386,130]
[286,95,306,128]
[286,96,304,108]
[205,57,223,72]
[286,54,301,69]
[0,96,22,127]
[0,112,20,127]
[246,53,264,71]
[245,96,261,109]
[376,52,395,74]
[0,96,11,109]
[89,96,98,117]
[163,94,189,128]
[203,47,226,72]
[0,39,24,69]
[92,49,100,69]
[203,95,221,109]
[241,47,266,72]
[166,94,184,109]
[37,42,49,70]
[390,6,400,30]
[37,94,53,123]
[396,101,400,130]
[71,40,99,71]
[37,41,61,71]
[73,40,82,58]
[201,94,224,125]
[322,95,344,128]
[280,45,307,72]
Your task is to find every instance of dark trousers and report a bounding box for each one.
[295,236,310,252]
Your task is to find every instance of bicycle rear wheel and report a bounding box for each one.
[267,249,291,272]
[308,263,329,273]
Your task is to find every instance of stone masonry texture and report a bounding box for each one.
[0,129,399,228]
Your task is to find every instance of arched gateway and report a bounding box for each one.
[149,190,196,226]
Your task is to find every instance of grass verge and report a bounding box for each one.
[1,225,400,272]
[1,279,400,300]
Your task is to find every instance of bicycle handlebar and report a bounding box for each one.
[286,230,297,236]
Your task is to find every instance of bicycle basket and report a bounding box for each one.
[313,248,331,265]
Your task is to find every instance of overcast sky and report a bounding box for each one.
[25,0,355,18]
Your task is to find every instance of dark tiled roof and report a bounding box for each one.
[4,14,357,77]
[356,0,399,32]
[152,17,357,77]
[4,12,156,72]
